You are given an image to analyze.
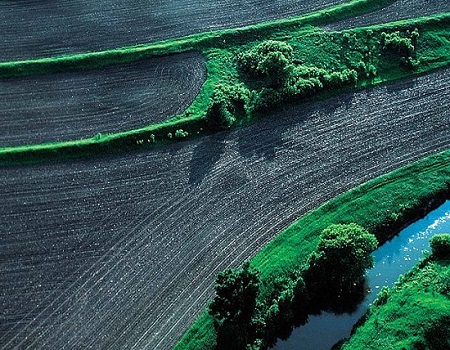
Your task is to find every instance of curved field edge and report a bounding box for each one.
[0,0,397,158]
[175,149,450,349]
[1,13,450,166]
[0,53,206,147]
[338,256,450,350]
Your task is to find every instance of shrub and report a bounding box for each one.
[381,31,415,56]
[238,40,294,86]
[174,129,189,139]
[430,234,450,259]
[206,83,251,130]
[381,29,419,70]
[304,224,378,293]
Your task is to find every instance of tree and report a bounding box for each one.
[209,262,260,349]
[238,40,294,87]
[304,223,378,293]
[205,83,250,130]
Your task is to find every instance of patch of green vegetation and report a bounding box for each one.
[204,224,376,350]
[338,239,450,350]
[1,5,449,165]
[175,149,450,350]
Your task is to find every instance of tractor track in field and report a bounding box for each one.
[0,0,346,61]
[0,52,205,147]
[1,69,450,349]
[325,0,450,31]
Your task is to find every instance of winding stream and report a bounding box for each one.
[273,200,450,350]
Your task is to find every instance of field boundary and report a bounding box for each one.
[0,0,397,78]
[1,7,449,165]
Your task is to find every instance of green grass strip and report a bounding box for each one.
[1,10,449,165]
[176,149,450,349]
[1,13,449,166]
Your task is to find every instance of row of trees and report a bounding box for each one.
[209,224,378,349]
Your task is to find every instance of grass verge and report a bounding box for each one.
[0,0,397,78]
[1,12,450,166]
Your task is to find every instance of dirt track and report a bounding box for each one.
[1,69,449,349]
[0,53,205,147]
[0,0,346,61]
[326,0,450,30]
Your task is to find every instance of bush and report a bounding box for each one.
[304,224,378,293]
[174,129,189,139]
[381,29,419,70]
[381,31,415,56]
[430,234,450,259]
[238,40,294,86]
[424,316,450,350]
[205,83,250,130]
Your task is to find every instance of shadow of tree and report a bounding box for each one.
[189,131,229,185]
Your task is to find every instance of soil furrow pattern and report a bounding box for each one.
[1,69,450,349]
[0,53,205,147]
[0,0,346,61]
[326,0,450,30]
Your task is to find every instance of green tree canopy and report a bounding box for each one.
[430,234,450,259]
[238,40,294,86]
[305,223,378,292]
[209,262,260,349]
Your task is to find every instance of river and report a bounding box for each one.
[273,200,450,350]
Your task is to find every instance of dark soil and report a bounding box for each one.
[326,0,450,30]
[0,53,205,146]
[1,69,449,349]
[0,0,346,61]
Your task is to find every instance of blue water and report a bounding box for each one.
[273,200,450,350]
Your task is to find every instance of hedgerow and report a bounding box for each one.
[1,9,450,164]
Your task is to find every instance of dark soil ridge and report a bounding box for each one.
[1,69,449,350]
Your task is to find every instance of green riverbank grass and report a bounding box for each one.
[176,149,450,349]
[339,256,450,350]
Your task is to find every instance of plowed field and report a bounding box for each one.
[0,53,205,146]
[0,0,346,61]
[327,0,450,30]
[1,69,449,350]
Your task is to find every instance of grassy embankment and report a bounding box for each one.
[1,1,450,165]
[338,250,450,350]
[176,149,450,349]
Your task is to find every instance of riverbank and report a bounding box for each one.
[176,148,450,349]
[274,201,450,349]
[338,247,450,349]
